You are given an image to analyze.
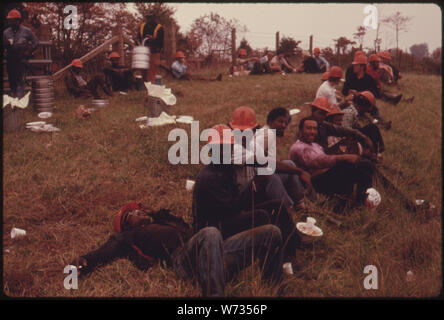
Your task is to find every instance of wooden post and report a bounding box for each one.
[309,35,313,55]
[231,28,236,67]
[275,31,280,52]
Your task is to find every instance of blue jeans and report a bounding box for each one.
[265,160,305,208]
[171,225,283,297]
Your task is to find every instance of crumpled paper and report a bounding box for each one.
[138,113,195,128]
[3,92,31,109]
[76,105,91,119]
[144,82,177,106]
[26,122,60,132]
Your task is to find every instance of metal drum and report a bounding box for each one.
[92,99,109,108]
[3,107,22,132]
[32,77,55,113]
[131,38,150,70]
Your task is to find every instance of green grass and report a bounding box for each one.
[2,70,442,297]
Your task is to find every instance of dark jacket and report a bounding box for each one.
[81,219,191,272]
[138,21,164,53]
[316,121,369,151]
[3,25,39,57]
[342,68,380,98]
[192,164,242,234]
[303,56,321,73]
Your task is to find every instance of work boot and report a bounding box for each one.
[392,94,402,105]
[103,84,114,97]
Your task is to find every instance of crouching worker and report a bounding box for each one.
[71,200,283,297]
[171,51,222,81]
[65,59,113,99]
[102,52,139,93]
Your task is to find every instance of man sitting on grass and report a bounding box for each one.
[102,51,140,93]
[231,48,259,76]
[65,59,113,99]
[171,51,222,81]
[270,50,297,73]
[290,117,377,209]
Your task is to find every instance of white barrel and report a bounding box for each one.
[131,39,150,70]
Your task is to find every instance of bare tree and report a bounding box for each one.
[353,26,366,50]
[381,11,413,64]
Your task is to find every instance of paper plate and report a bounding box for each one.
[119,91,128,95]
[296,222,323,237]
[38,112,53,119]
[289,108,301,116]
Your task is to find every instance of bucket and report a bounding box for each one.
[32,77,55,113]
[147,96,168,118]
[3,106,22,132]
[131,38,150,70]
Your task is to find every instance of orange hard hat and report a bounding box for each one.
[311,97,331,113]
[358,91,376,107]
[229,106,258,130]
[207,124,235,145]
[329,66,343,78]
[354,50,366,58]
[321,72,330,81]
[114,202,142,233]
[238,48,247,56]
[377,51,390,60]
[175,51,185,59]
[109,52,120,59]
[368,54,380,62]
[7,9,21,19]
[352,55,368,65]
[72,59,83,68]
[313,47,321,54]
[326,104,344,118]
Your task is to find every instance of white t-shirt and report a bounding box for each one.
[315,80,337,105]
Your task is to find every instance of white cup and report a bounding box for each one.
[305,217,316,233]
[186,180,195,191]
[11,227,27,239]
[283,262,294,275]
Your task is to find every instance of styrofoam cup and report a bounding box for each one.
[283,262,294,275]
[11,227,27,239]
[186,180,195,191]
[306,217,316,233]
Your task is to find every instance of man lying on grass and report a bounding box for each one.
[290,116,378,211]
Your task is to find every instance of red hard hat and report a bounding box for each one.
[368,54,380,62]
[359,91,376,107]
[311,97,331,113]
[207,124,235,145]
[352,55,368,65]
[109,52,120,59]
[72,59,83,68]
[329,66,343,78]
[327,104,344,117]
[175,51,185,59]
[354,50,365,58]
[7,9,21,19]
[377,51,391,60]
[321,72,330,81]
[238,48,247,56]
[114,202,142,233]
[313,47,321,54]
[229,106,258,130]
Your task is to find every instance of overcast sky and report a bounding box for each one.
[161,3,441,54]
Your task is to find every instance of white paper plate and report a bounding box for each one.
[119,91,128,95]
[38,112,53,119]
[289,108,301,116]
[296,222,323,237]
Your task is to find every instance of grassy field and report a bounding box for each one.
[2,69,442,297]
